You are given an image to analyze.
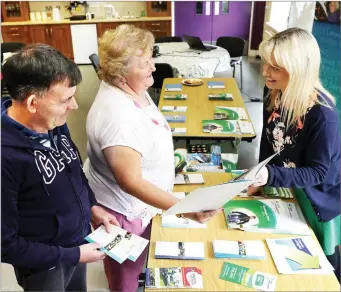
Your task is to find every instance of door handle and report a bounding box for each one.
[11,33,20,36]
[151,23,160,26]
[151,29,161,32]
[46,28,49,38]
[10,27,19,31]
[50,28,52,37]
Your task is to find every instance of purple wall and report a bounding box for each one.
[175,1,252,43]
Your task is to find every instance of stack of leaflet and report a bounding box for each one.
[161,106,188,112]
[202,120,255,134]
[164,93,187,100]
[164,115,186,123]
[85,224,149,264]
[165,84,182,91]
[266,237,334,274]
[223,199,311,235]
[145,267,203,289]
[208,81,234,100]
[161,192,206,228]
[214,106,248,120]
[155,241,205,260]
[213,240,266,260]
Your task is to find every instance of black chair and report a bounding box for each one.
[155,36,182,43]
[151,63,174,105]
[216,37,246,89]
[1,42,25,64]
[89,53,100,78]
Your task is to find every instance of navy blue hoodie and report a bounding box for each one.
[259,95,340,222]
[1,99,97,270]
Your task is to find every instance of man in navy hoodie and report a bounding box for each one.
[1,44,119,291]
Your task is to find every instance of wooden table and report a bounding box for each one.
[147,172,340,291]
[159,78,257,142]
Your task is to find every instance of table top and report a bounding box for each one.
[154,42,231,78]
[159,77,257,141]
[146,172,340,291]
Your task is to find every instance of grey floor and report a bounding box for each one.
[1,57,265,292]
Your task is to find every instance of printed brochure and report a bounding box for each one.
[145,267,203,289]
[223,199,311,235]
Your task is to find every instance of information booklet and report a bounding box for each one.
[214,106,248,120]
[155,242,205,260]
[145,267,203,289]
[164,93,187,100]
[223,199,311,235]
[161,106,188,112]
[219,262,277,292]
[165,84,182,91]
[266,237,334,274]
[165,115,186,123]
[208,93,233,101]
[85,224,149,264]
[213,240,266,260]
[162,152,279,217]
[208,81,225,88]
[174,173,205,185]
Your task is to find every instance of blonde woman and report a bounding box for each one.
[83,24,220,291]
[252,27,340,281]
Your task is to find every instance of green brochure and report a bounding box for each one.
[219,262,277,291]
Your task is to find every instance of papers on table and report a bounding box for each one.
[213,240,266,260]
[162,152,278,216]
[85,224,149,264]
[161,106,188,112]
[266,237,334,274]
[155,241,205,260]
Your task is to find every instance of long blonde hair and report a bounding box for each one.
[259,27,335,129]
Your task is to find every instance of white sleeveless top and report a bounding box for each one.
[83,81,175,227]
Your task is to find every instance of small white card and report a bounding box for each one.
[171,127,187,134]
[174,173,204,184]
[238,121,255,134]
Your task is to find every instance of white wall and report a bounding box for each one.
[288,2,316,32]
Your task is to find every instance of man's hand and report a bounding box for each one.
[79,243,106,263]
[247,185,263,196]
[185,209,222,224]
[91,205,120,233]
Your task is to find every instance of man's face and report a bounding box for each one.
[34,81,78,131]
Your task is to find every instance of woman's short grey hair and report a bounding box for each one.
[98,24,155,86]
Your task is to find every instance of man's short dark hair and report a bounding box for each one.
[2,44,82,102]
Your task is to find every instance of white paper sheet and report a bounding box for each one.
[162,152,279,216]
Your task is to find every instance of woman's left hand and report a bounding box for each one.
[253,166,269,187]
[91,205,120,233]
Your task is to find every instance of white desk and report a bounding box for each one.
[154,42,231,78]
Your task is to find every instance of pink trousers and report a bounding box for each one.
[94,206,151,292]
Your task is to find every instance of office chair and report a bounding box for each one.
[89,53,100,78]
[155,36,182,43]
[151,63,174,106]
[1,42,25,64]
[216,37,246,90]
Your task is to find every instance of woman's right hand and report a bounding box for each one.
[185,209,222,224]
[79,243,106,263]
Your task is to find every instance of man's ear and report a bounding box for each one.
[26,94,38,113]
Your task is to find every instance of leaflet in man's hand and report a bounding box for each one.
[155,241,205,260]
[85,224,149,264]
[223,199,311,235]
[213,240,266,260]
[145,267,203,289]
